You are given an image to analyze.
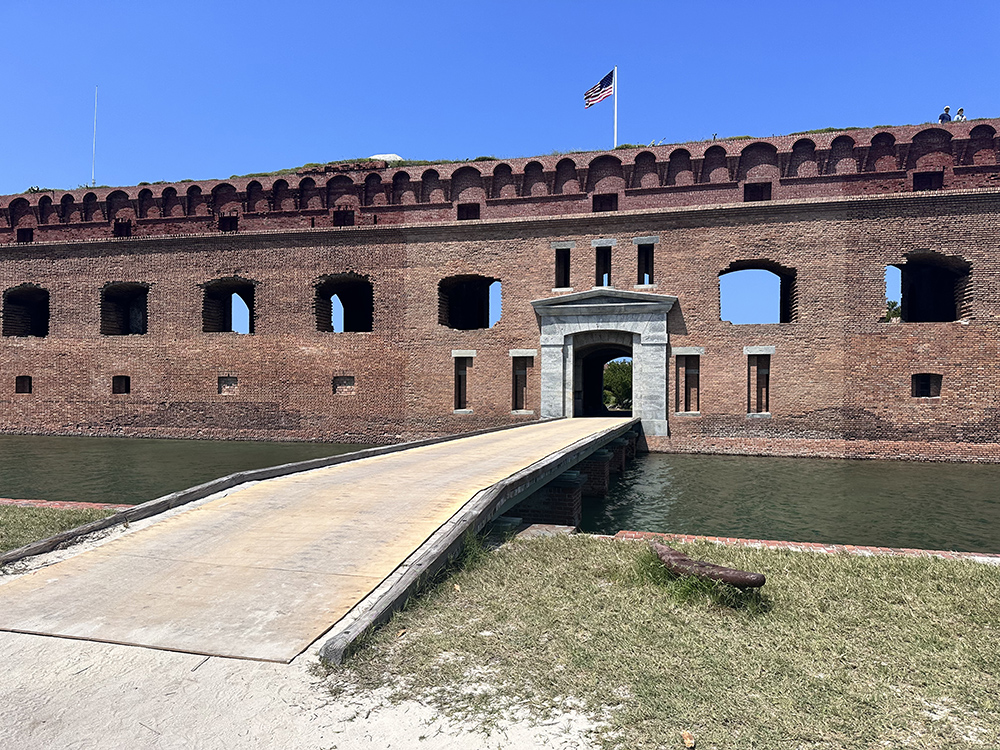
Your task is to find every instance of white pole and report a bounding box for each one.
[613,66,618,149]
[92,86,98,187]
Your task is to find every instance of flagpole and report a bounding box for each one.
[92,85,98,187]
[613,66,618,148]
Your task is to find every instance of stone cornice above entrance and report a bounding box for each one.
[530,288,678,318]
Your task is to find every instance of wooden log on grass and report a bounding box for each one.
[651,542,766,588]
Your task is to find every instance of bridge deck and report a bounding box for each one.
[0,418,632,663]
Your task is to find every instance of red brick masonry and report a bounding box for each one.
[0,497,126,511]
[611,530,1000,565]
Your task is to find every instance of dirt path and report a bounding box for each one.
[0,631,596,749]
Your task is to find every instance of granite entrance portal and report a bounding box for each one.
[532,290,676,436]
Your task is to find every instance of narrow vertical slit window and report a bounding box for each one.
[15,375,32,394]
[675,355,700,413]
[454,357,471,410]
[555,248,571,288]
[637,243,654,285]
[511,356,532,411]
[747,354,770,414]
[595,246,612,287]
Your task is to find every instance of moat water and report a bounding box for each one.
[582,453,1000,554]
[0,435,365,506]
[1,435,997,554]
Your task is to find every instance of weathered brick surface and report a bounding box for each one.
[2,121,999,461]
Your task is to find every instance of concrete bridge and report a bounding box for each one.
[0,417,643,664]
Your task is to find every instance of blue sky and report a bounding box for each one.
[1,0,992,326]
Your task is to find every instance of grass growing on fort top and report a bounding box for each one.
[0,506,114,554]
[325,535,1000,749]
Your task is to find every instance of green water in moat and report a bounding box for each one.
[582,453,1000,554]
[0,435,365,506]
[2,435,997,554]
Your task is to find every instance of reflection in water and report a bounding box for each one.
[581,453,1000,554]
[0,435,366,506]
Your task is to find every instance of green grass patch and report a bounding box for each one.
[0,506,114,554]
[325,535,1000,749]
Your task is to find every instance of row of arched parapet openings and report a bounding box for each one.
[4,122,1000,229]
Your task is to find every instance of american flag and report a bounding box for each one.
[584,69,615,108]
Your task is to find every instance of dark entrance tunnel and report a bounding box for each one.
[575,341,632,417]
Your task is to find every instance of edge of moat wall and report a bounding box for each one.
[645,436,1000,463]
[611,530,1000,565]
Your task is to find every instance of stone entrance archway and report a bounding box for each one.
[531,289,677,435]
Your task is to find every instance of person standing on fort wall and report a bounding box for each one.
[955,108,967,122]
[939,106,952,123]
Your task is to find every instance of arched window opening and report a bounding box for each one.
[894,253,971,322]
[202,278,255,334]
[315,274,374,332]
[719,261,797,324]
[3,285,50,337]
[101,283,148,335]
[438,275,499,330]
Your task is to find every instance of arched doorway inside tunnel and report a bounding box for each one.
[574,334,633,417]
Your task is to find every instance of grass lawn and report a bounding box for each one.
[327,534,1000,749]
[0,506,115,554]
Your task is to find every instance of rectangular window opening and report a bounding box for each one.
[555,248,570,288]
[511,356,533,411]
[744,182,772,202]
[913,171,944,191]
[15,375,32,394]
[592,194,618,212]
[457,203,481,221]
[747,354,770,414]
[332,375,356,395]
[16,227,33,243]
[218,213,239,232]
[637,243,654,285]
[911,373,942,398]
[595,246,612,287]
[218,375,238,395]
[113,218,132,238]
[675,355,700,413]
[333,210,355,227]
[112,375,131,394]
[454,357,471,410]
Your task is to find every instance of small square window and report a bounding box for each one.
[113,218,132,238]
[16,227,33,243]
[218,375,238,395]
[218,213,238,232]
[457,203,481,221]
[112,375,131,394]
[332,375,356,394]
[15,375,32,394]
[592,194,618,212]
[913,172,943,191]
[744,182,772,202]
[911,373,942,397]
[333,210,355,227]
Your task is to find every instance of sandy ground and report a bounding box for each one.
[0,468,600,749]
[0,630,597,750]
